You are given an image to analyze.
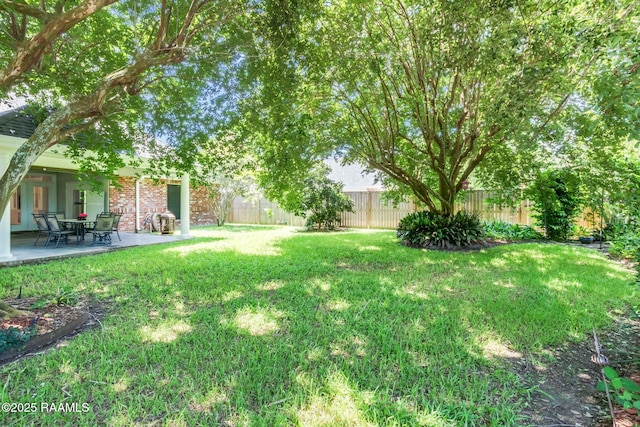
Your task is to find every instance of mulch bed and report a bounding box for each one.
[0,297,103,366]
[516,314,640,427]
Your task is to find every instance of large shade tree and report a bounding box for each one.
[0,0,252,223]
[253,0,638,215]
[0,0,260,319]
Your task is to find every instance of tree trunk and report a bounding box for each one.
[0,105,85,221]
[0,301,30,320]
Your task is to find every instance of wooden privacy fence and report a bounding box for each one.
[228,190,595,230]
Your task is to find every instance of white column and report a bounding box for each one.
[0,154,15,261]
[180,174,191,237]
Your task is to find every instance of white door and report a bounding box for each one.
[65,182,106,220]
[10,173,57,231]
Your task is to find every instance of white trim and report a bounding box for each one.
[0,152,14,260]
[180,174,190,237]
[0,135,154,177]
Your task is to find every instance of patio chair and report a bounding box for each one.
[111,213,122,241]
[32,213,52,246]
[44,213,74,248]
[84,212,110,233]
[90,216,114,245]
[54,212,68,230]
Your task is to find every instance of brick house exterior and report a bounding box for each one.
[109,177,215,232]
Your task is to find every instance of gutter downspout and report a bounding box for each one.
[135,175,148,233]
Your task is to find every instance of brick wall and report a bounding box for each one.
[109,177,216,232]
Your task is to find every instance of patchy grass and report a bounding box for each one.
[0,225,635,426]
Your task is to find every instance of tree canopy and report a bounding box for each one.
[0,0,257,220]
[249,0,640,215]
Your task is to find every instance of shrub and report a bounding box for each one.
[0,325,37,353]
[397,211,485,249]
[597,366,640,411]
[607,168,640,258]
[293,167,355,231]
[609,228,640,259]
[484,220,543,241]
[526,169,583,241]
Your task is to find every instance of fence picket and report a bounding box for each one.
[228,190,595,230]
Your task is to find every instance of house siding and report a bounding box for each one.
[109,177,215,232]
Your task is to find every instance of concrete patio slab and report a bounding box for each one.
[2,231,188,267]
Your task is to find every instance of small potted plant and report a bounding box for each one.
[579,236,594,244]
[77,213,88,221]
[575,226,594,244]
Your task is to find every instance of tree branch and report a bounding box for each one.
[0,0,119,90]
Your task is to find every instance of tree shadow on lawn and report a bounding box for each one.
[0,232,633,426]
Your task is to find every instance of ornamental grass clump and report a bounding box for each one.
[397,210,486,249]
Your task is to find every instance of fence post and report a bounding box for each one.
[257,197,261,224]
[366,190,373,229]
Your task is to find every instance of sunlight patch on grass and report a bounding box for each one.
[415,413,459,427]
[257,280,285,291]
[295,372,375,427]
[477,336,523,360]
[492,279,515,288]
[139,320,193,343]
[108,413,135,427]
[329,335,368,361]
[545,277,582,291]
[112,377,128,393]
[58,360,73,374]
[167,226,294,256]
[308,277,332,292]
[188,389,228,413]
[174,301,191,316]
[324,299,351,311]
[306,346,326,362]
[221,290,244,302]
[357,245,382,251]
[232,307,283,336]
[490,257,508,268]
[163,239,286,256]
[395,283,431,300]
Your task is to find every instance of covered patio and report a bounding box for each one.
[0,104,202,264]
[2,230,187,267]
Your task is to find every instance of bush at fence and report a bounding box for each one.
[295,170,355,231]
[484,220,543,241]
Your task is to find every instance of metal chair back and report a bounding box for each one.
[94,216,114,232]
[33,213,50,232]
[45,213,64,232]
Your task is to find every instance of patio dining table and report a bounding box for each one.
[59,219,95,245]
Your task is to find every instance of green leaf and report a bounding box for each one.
[620,378,640,393]
[596,381,608,392]
[612,377,623,390]
[603,366,619,380]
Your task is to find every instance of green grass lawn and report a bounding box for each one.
[0,226,635,426]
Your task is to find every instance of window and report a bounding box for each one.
[167,184,181,219]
